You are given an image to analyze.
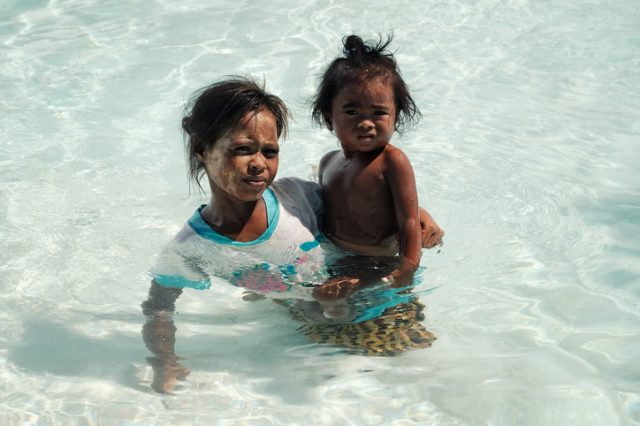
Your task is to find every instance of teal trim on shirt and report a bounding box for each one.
[300,234,322,251]
[353,292,414,322]
[187,188,280,246]
[154,274,211,290]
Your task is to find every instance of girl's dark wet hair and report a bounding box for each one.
[311,34,421,133]
[182,77,290,191]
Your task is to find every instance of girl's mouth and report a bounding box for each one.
[244,177,267,187]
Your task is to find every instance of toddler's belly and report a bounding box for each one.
[328,234,398,257]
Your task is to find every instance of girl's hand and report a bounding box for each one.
[312,276,361,301]
[312,276,361,322]
[419,207,444,249]
[147,357,190,394]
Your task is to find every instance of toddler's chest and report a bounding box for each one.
[325,155,388,191]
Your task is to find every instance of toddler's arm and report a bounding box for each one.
[385,147,422,282]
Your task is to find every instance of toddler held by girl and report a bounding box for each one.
[312,34,439,285]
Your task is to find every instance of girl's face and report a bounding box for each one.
[199,109,279,202]
[328,79,396,153]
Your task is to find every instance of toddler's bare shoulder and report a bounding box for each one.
[383,144,412,167]
[319,150,342,172]
[320,149,341,163]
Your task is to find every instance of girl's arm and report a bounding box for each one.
[141,281,189,393]
[384,146,422,283]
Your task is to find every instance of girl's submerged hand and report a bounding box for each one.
[312,276,361,302]
[419,207,444,249]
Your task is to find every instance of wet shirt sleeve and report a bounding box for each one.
[150,225,211,290]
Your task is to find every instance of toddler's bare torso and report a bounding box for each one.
[320,146,400,255]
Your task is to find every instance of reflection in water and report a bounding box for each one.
[275,255,436,356]
[288,299,435,356]
[141,254,435,393]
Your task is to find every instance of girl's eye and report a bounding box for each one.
[375,110,388,116]
[345,109,358,115]
[233,146,252,154]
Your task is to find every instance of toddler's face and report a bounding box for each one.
[328,79,396,153]
[199,109,279,202]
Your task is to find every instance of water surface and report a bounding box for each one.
[1,0,639,424]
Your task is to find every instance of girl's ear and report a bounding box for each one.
[324,113,333,131]
[192,135,206,162]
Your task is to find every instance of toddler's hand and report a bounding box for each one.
[386,256,419,288]
[387,270,413,288]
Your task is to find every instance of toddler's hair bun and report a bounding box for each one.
[343,35,367,58]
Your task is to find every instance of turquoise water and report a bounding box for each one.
[1,0,639,424]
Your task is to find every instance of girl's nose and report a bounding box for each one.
[248,155,266,174]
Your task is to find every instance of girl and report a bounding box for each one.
[149,78,327,295]
[143,78,329,393]
[312,34,432,284]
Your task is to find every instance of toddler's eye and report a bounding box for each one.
[375,110,388,116]
[345,109,358,115]
[263,148,279,158]
[233,146,252,154]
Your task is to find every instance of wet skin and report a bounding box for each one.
[319,79,422,274]
[142,110,280,393]
[142,101,442,393]
[198,109,280,242]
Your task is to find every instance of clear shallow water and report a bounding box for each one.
[1,0,639,424]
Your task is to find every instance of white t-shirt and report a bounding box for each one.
[151,178,326,295]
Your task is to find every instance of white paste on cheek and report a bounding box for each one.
[202,150,220,177]
[203,140,251,197]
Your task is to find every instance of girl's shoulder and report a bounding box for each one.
[272,177,321,202]
[271,177,324,225]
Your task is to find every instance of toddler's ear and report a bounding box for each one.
[195,152,205,162]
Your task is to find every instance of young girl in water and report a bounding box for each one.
[312,34,430,284]
[143,77,328,393]
[150,78,327,294]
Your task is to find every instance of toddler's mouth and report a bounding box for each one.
[358,134,375,140]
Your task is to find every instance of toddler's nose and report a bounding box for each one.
[358,120,374,130]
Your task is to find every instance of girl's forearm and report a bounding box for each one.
[141,282,182,360]
[142,314,178,360]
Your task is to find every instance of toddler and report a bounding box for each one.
[312,34,426,283]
